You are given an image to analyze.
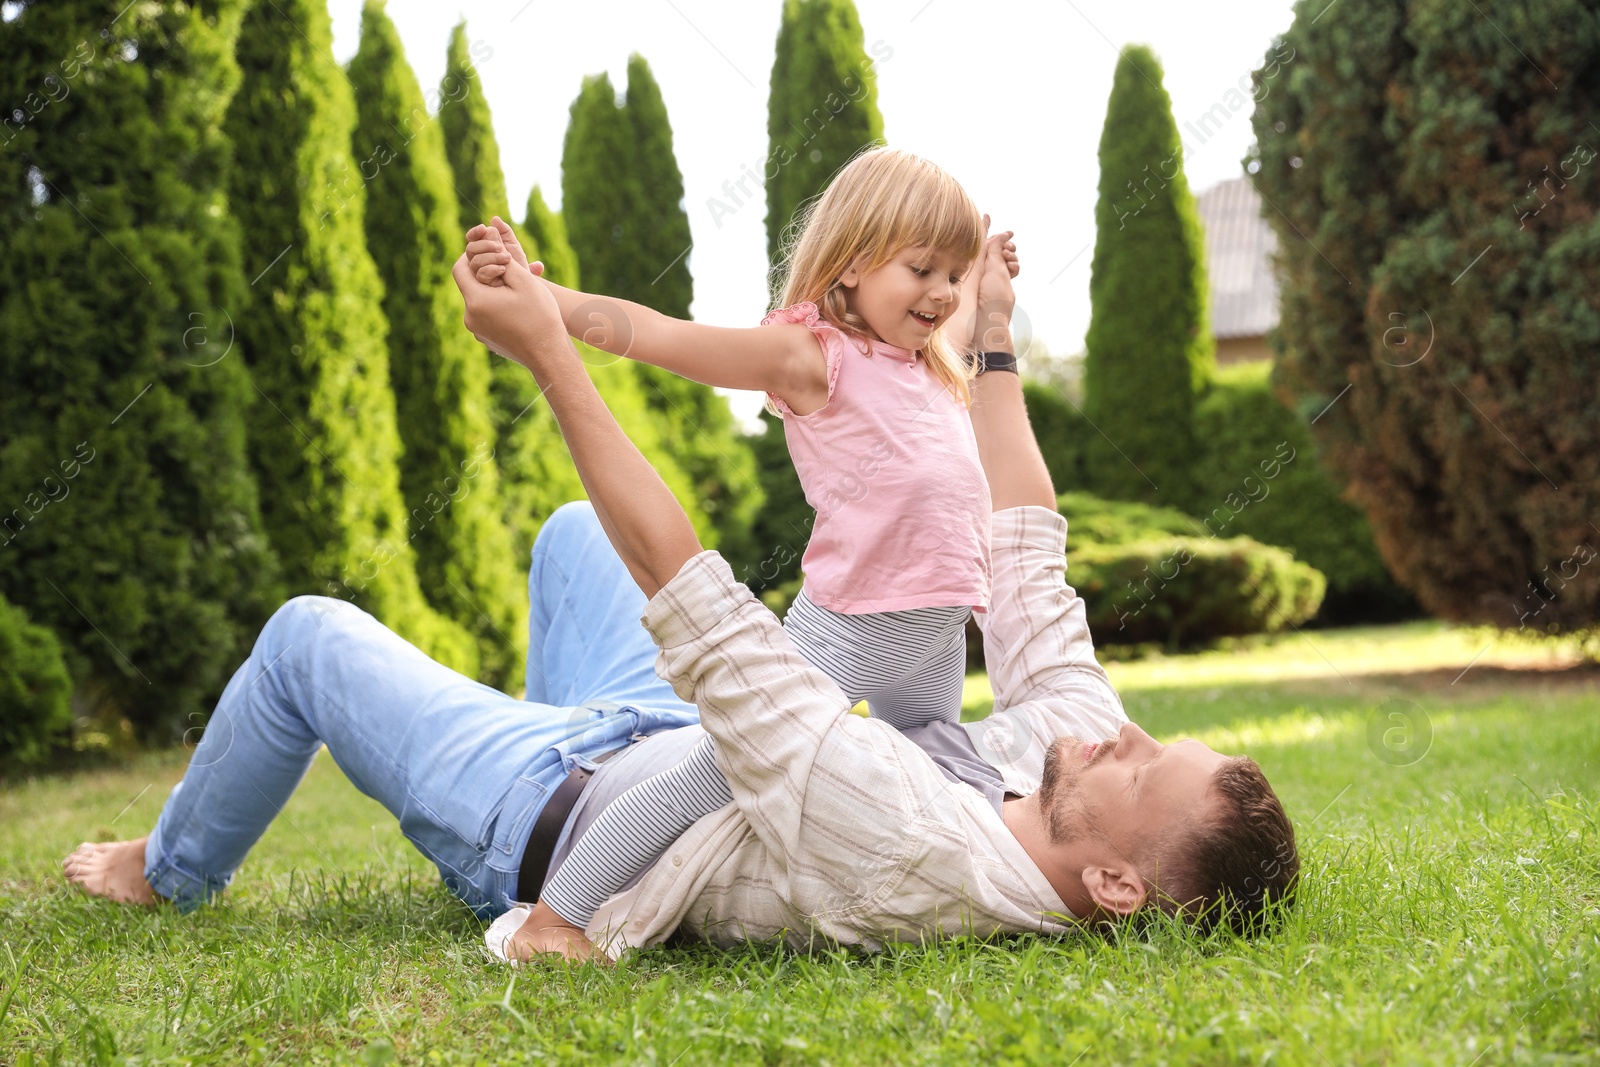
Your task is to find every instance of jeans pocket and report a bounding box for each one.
[487,774,551,874]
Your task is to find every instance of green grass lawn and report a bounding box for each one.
[2,621,1596,1065]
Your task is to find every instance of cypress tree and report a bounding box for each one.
[561,72,637,302]
[225,0,476,675]
[522,184,580,289]
[432,22,582,569]
[621,53,693,317]
[437,21,507,231]
[1250,0,1600,630]
[621,54,762,551]
[764,0,886,278]
[347,0,525,688]
[0,0,281,742]
[1083,45,1214,505]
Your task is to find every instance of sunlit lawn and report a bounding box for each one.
[1,621,1596,1065]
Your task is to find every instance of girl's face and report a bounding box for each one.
[838,245,974,351]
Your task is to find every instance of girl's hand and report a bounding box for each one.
[466,216,533,286]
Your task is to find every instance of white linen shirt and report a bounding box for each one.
[493,506,1130,961]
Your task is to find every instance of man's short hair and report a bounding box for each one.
[1152,756,1299,935]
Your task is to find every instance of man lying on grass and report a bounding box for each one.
[64,236,1298,962]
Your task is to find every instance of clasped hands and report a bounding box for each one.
[450,216,563,373]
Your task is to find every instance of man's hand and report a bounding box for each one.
[466,216,534,287]
[452,249,563,372]
[974,231,1019,353]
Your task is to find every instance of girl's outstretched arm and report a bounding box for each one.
[466,218,828,413]
[453,251,700,599]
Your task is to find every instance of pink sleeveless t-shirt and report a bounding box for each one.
[761,301,991,615]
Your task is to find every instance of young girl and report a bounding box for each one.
[465,146,1018,957]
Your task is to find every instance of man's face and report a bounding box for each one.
[1037,722,1230,862]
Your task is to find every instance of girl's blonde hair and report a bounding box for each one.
[769,145,985,412]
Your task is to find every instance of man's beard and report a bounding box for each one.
[1037,736,1116,846]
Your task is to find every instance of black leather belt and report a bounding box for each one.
[515,748,620,904]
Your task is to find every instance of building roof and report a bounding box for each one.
[1196,175,1280,340]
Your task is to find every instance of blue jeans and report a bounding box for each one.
[143,502,701,918]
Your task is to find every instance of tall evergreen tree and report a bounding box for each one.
[0,0,281,742]
[621,54,693,318]
[433,19,584,572]
[522,184,580,289]
[1250,0,1600,630]
[561,59,762,551]
[561,72,637,302]
[225,0,476,675]
[347,0,525,688]
[1083,45,1214,505]
[764,0,886,279]
[621,54,762,550]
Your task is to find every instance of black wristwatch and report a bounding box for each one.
[975,350,1018,375]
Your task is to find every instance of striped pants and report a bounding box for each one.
[539,589,972,925]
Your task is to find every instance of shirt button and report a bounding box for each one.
[672,855,683,867]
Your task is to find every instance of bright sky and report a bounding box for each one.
[329,0,1299,426]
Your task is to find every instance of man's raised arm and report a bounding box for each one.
[451,254,701,599]
[960,240,1127,776]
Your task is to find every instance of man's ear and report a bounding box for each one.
[1081,863,1147,917]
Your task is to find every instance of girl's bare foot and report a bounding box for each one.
[62,837,159,905]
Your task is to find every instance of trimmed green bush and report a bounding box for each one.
[1057,492,1326,646]
[1249,0,1600,631]
[348,0,525,688]
[1072,536,1326,648]
[0,0,282,742]
[225,0,476,676]
[764,0,886,284]
[1057,491,1204,546]
[1083,45,1213,504]
[0,592,72,768]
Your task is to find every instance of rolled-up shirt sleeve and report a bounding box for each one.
[963,506,1129,793]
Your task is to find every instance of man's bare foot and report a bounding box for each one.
[62,837,159,905]
[505,899,611,965]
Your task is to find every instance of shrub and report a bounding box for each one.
[1058,492,1326,646]
[731,410,812,595]
[0,593,72,768]
[0,0,283,742]
[1248,0,1600,631]
[1023,382,1094,496]
[435,24,585,571]
[562,59,763,551]
[1071,536,1326,649]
